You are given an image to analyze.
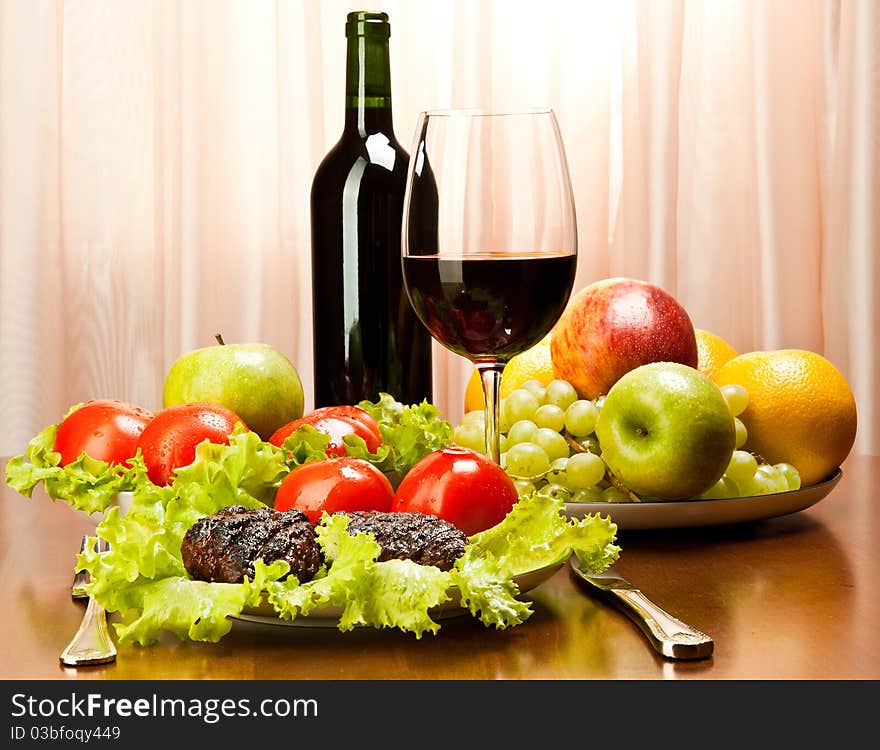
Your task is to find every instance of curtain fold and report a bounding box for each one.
[0,0,877,456]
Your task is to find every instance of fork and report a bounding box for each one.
[60,537,116,667]
[70,535,91,600]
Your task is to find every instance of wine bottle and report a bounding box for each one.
[310,11,433,408]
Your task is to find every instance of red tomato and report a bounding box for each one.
[54,399,154,467]
[308,405,381,441]
[274,457,394,523]
[392,446,518,535]
[137,402,246,486]
[269,411,382,456]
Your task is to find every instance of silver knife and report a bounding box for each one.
[568,556,714,660]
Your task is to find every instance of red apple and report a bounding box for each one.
[551,277,698,399]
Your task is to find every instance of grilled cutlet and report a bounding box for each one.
[181,506,470,584]
[336,510,468,571]
[181,505,322,584]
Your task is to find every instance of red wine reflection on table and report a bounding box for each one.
[402,253,576,363]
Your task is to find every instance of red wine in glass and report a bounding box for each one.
[402,254,576,363]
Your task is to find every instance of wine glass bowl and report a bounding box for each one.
[402,108,577,462]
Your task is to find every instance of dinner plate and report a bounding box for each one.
[233,560,564,628]
[563,469,843,531]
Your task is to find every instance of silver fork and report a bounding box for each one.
[70,535,91,600]
[60,537,116,667]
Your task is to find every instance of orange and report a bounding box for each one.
[463,335,554,413]
[694,328,738,381]
[715,349,857,486]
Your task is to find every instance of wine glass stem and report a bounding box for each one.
[477,362,504,464]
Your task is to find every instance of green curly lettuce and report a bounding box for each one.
[77,437,288,646]
[353,393,453,476]
[450,493,620,628]
[4,421,144,515]
[171,424,288,504]
[266,514,453,638]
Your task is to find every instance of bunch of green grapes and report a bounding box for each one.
[697,384,801,499]
[453,378,622,503]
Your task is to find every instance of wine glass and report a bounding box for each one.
[401,108,577,463]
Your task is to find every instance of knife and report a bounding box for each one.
[568,556,714,660]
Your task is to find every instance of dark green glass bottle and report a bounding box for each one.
[310,11,433,407]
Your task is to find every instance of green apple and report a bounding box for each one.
[595,362,735,500]
[163,336,304,441]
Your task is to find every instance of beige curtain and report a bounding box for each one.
[1,0,877,457]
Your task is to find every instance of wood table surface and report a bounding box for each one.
[2,455,878,681]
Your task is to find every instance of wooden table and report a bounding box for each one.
[2,455,878,681]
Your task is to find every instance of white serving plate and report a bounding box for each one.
[564,469,843,531]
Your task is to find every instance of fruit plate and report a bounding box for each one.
[563,469,843,531]
[232,560,564,629]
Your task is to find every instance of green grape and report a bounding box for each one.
[564,399,599,437]
[499,434,510,452]
[534,427,570,462]
[732,473,758,496]
[774,462,801,491]
[501,389,541,426]
[594,395,606,409]
[734,417,748,449]
[506,442,551,478]
[453,422,485,453]
[570,486,604,503]
[538,482,572,502]
[698,476,739,499]
[508,419,538,446]
[565,452,606,489]
[462,409,486,425]
[544,379,578,410]
[500,451,508,469]
[601,486,631,503]
[756,464,788,493]
[720,384,749,417]
[749,470,778,496]
[534,404,566,432]
[514,479,536,496]
[521,379,548,403]
[498,398,513,433]
[726,450,758,487]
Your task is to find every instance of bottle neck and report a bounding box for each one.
[344,33,394,137]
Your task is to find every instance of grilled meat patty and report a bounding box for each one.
[337,511,468,571]
[181,505,322,584]
[181,507,469,584]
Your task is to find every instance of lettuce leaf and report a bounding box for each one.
[266,514,452,638]
[171,425,287,505]
[81,537,289,646]
[355,393,453,477]
[276,424,334,469]
[76,436,291,646]
[4,422,145,515]
[450,492,620,628]
[463,491,621,578]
